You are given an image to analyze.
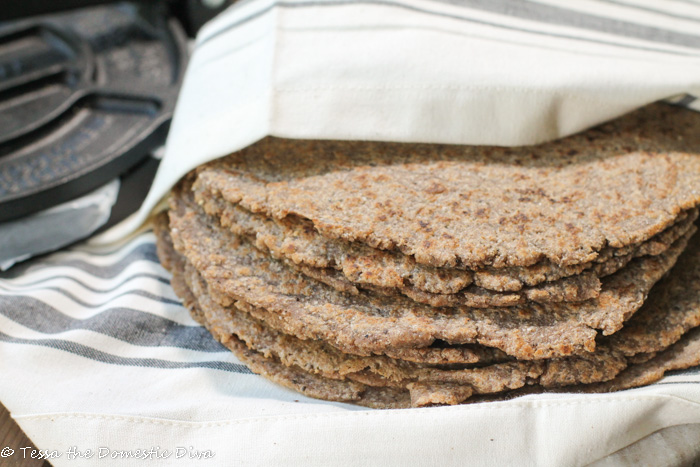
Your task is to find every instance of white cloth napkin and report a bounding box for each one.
[5,0,700,465]
[105,0,700,239]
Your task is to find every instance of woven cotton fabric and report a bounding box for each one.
[6,0,700,464]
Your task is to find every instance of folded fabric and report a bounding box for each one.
[101,0,700,241]
[8,0,700,465]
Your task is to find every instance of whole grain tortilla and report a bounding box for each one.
[195,104,700,272]
[472,326,700,405]
[156,211,700,408]
[223,315,700,409]
[194,177,697,303]
[167,186,691,360]
[154,211,509,366]
[171,219,700,391]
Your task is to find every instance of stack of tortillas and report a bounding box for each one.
[154,103,700,409]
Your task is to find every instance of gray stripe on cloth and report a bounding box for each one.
[199,0,700,56]
[595,0,700,23]
[0,331,253,374]
[431,0,700,49]
[0,295,224,352]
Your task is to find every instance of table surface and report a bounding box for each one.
[0,403,50,467]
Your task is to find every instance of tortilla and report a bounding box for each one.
[194,178,696,304]
[195,104,700,271]
[166,188,690,360]
[156,211,700,408]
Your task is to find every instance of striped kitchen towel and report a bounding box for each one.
[111,0,700,239]
[6,0,700,465]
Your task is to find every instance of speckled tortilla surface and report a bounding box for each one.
[195,104,700,270]
[151,103,700,408]
[167,184,689,361]
[193,174,698,306]
[154,212,700,408]
[193,182,697,306]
